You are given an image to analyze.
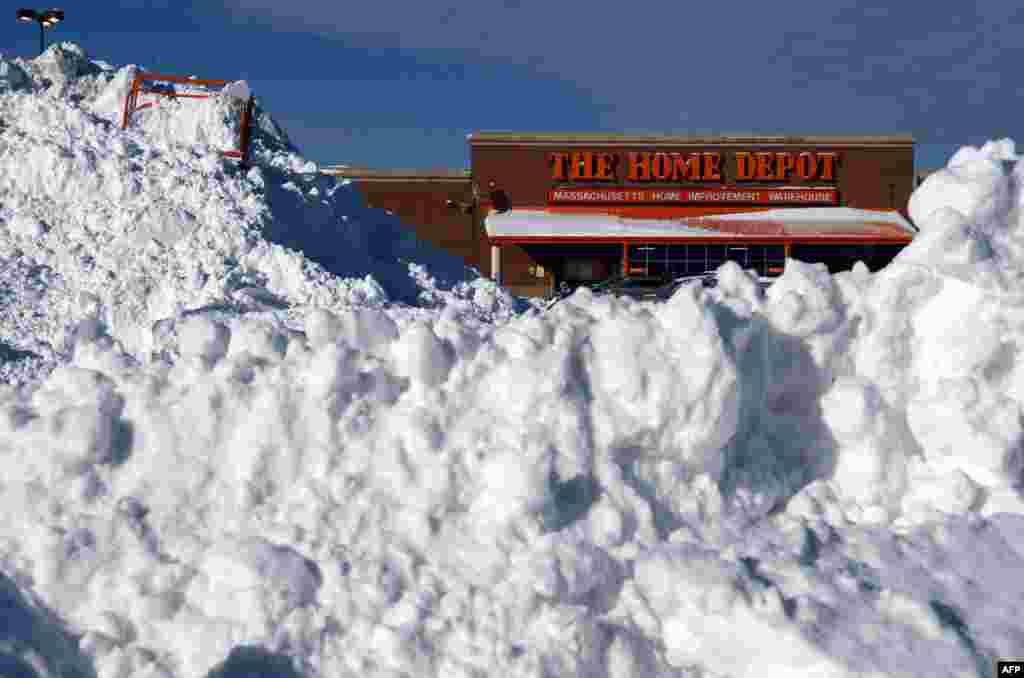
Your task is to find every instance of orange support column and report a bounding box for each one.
[622,241,628,276]
[238,95,255,167]
[491,245,502,285]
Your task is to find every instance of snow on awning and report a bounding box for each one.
[485,207,917,241]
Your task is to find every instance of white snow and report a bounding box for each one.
[703,206,917,232]
[0,43,520,386]
[221,80,251,102]
[485,206,916,239]
[0,42,1023,678]
[486,209,724,238]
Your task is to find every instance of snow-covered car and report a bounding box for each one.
[548,274,735,308]
[587,272,772,302]
[588,276,670,300]
[660,272,778,297]
[543,276,668,308]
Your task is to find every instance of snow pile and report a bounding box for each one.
[4,44,1024,678]
[0,43,512,386]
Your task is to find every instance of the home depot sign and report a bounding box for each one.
[549,150,840,183]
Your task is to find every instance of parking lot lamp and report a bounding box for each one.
[16,8,64,56]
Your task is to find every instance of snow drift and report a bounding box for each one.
[0,42,518,386]
[1,43,1023,678]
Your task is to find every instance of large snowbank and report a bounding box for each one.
[0,42,518,386]
[1,43,1023,678]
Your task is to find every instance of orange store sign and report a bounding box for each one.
[549,150,840,183]
[548,187,838,205]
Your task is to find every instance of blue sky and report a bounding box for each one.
[5,1,1023,171]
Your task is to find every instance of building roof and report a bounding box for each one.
[484,207,916,242]
[469,132,915,147]
[320,166,471,182]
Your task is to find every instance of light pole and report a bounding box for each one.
[16,8,64,56]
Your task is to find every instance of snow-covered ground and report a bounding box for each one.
[1,43,1023,678]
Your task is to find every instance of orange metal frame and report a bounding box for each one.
[121,71,256,166]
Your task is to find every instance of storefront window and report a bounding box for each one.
[627,243,785,278]
[764,245,786,274]
[627,245,666,277]
[564,259,596,281]
[790,244,894,273]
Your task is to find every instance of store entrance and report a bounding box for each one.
[521,243,623,291]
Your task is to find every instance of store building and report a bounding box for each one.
[323,134,916,298]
